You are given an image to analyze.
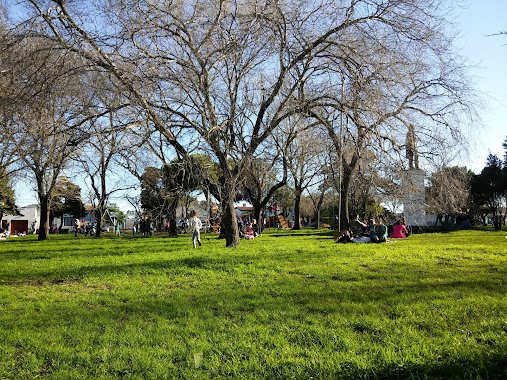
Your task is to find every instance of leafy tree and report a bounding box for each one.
[50,177,85,232]
[0,169,16,221]
[162,160,199,234]
[471,154,505,229]
[272,186,294,221]
[107,204,125,226]
[140,156,217,234]
[140,164,182,233]
[140,167,166,219]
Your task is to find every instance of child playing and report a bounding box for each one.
[189,210,202,248]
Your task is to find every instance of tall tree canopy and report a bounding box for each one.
[9,0,476,245]
[471,153,506,229]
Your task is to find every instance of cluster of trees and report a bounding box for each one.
[1,1,479,245]
[425,139,507,229]
[470,148,507,229]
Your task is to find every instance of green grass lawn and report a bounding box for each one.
[1,228,506,379]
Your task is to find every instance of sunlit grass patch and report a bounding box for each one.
[1,228,507,378]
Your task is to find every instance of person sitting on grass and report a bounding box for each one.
[335,217,370,244]
[245,221,255,240]
[349,214,367,237]
[371,217,388,243]
[367,218,376,239]
[391,219,409,238]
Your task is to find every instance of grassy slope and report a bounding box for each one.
[0,229,506,379]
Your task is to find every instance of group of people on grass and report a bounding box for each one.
[73,219,98,237]
[194,209,407,247]
[336,214,410,244]
[236,216,260,240]
[244,219,260,240]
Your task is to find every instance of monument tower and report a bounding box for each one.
[402,126,426,227]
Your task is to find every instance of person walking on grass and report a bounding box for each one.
[74,218,80,237]
[189,210,202,248]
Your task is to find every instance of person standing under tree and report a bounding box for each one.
[189,210,202,248]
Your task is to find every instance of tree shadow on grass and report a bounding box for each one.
[6,282,507,379]
[3,252,507,379]
[370,354,507,380]
[0,255,229,284]
[2,250,506,292]
[269,231,334,238]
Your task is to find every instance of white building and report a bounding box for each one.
[1,204,113,235]
[1,204,40,235]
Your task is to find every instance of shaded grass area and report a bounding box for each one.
[1,229,507,379]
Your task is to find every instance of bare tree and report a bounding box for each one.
[20,0,476,245]
[50,176,85,232]
[1,20,30,210]
[426,166,472,224]
[5,34,99,239]
[80,115,136,237]
[285,122,329,230]
[239,135,288,231]
[311,4,477,228]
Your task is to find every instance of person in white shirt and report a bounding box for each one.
[189,210,202,248]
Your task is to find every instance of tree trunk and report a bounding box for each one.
[339,167,353,230]
[221,192,240,247]
[493,207,501,230]
[313,191,325,230]
[253,206,263,234]
[332,152,357,231]
[168,198,178,236]
[292,187,302,230]
[95,206,105,237]
[59,214,64,233]
[38,195,50,241]
[313,207,321,229]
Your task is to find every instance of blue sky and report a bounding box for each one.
[455,1,507,171]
